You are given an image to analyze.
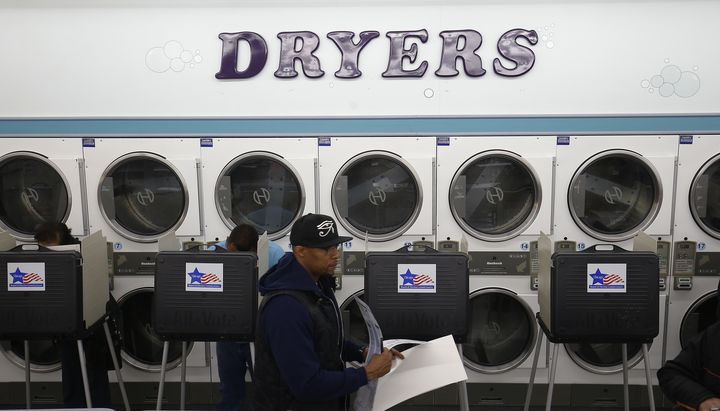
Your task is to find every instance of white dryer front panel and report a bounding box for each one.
[437,136,554,253]
[0,138,86,242]
[555,135,677,247]
[319,137,434,252]
[667,135,720,362]
[201,137,317,251]
[84,138,201,252]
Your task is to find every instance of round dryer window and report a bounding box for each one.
[1,339,62,372]
[340,291,369,347]
[0,152,71,239]
[118,288,188,371]
[565,343,644,374]
[99,153,188,242]
[216,152,304,239]
[450,151,541,241]
[680,290,718,350]
[690,154,720,239]
[462,289,537,373]
[568,150,662,241]
[332,152,422,241]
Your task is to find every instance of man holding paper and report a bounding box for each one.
[253,213,403,411]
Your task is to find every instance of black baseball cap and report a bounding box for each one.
[290,213,352,248]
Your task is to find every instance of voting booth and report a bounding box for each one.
[153,251,258,341]
[526,233,660,411]
[152,250,258,411]
[0,232,109,340]
[0,231,129,411]
[364,245,470,410]
[364,246,469,342]
[541,244,659,342]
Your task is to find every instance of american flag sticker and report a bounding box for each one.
[398,264,437,294]
[186,263,224,292]
[587,263,627,293]
[7,263,46,291]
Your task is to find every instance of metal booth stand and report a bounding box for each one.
[0,230,130,411]
[523,234,659,411]
[152,245,258,411]
[364,245,470,411]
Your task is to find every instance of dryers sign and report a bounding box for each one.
[217,29,537,80]
[587,263,626,293]
[398,264,436,293]
[186,263,224,292]
[7,263,46,291]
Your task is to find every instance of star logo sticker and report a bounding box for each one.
[10,268,26,284]
[187,268,204,284]
[589,268,605,285]
[400,269,416,285]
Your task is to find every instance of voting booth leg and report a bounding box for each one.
[77,339,93,408]
[622,343,630,411]
[156,341,170,411]
[180,341,188,411]
[24,340,31,409]
[642,344,657,411]
[104,321,131,411]
[545,343,560,411]
[523,327,544,411]
[456,344,470,411]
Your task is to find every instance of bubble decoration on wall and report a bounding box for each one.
[641,61,700,98]
[536,23,556,49]
[146,41,202,73]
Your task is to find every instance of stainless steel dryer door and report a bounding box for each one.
[99,153,188,242]
[680,290,718,350]
[340,291,369,347]
[332,152,422,241]
[1,339,62,372]
[462,289,537,373]
[216,152,304,240]
[690,154,720,239]
[565,342,644,374]
[569,150,662,241]
[118,288,188,371]
[450,151,541,241]
[0,153,71,239]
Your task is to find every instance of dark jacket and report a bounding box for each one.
[658,322,720,410]
[254,253,366,411]
[658,281,720,411]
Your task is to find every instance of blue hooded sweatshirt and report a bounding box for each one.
[257,252,367,403]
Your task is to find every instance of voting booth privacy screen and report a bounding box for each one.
[0,251,82,338]
[545,246,659,342]
[364,249,469,342]
[153,251,258,341]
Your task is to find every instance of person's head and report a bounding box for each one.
[226,224,259,252]
[289,214,352,280]
[34,222,78,247]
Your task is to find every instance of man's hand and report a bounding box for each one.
[361,346,404,361]
[699,398,720,411]
[364,348,405,380]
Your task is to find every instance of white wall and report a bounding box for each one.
[0,0,717,117]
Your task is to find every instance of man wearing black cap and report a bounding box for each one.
[253,213,402,411]
[658,280,720,411]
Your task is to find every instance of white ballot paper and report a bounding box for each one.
[373,335,468,411]
[351,296,468,411]
[353,296,383,411]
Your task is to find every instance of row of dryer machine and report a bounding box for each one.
[0,135,718,392]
